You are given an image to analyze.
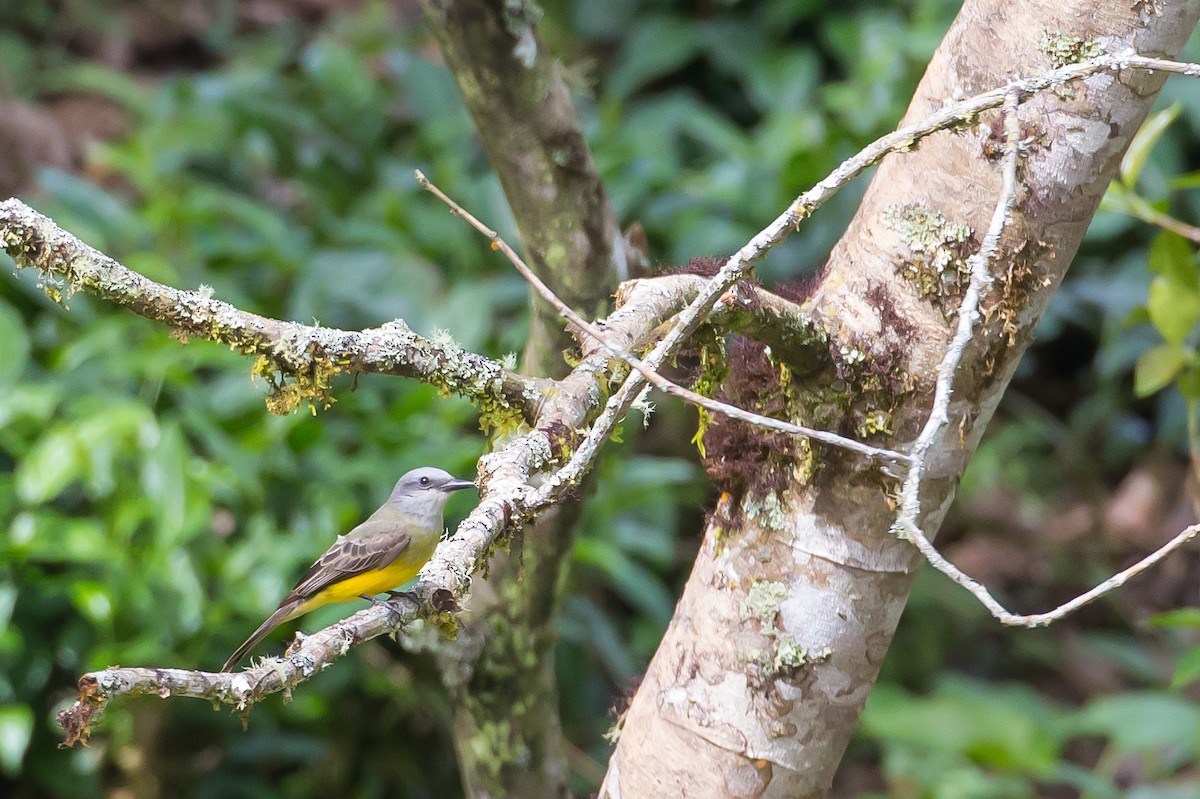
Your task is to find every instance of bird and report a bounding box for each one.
[220,467,476,672]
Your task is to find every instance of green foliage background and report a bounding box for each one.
[1,1,1199,797]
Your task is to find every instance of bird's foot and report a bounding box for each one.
[361,591,416,614]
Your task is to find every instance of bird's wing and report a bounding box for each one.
[283,518,412,603]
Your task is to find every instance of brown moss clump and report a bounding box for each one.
[701,336,796,503]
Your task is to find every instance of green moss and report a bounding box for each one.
[857,408,893,437]
[690,327,730,460]
[250,336,343,416]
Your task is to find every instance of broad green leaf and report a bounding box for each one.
[1147,231,1199,292]
[70,582,113,624]
[1121,103,1181,188]
[14,429,82,504]
[1171,647,1200,688]
[1134,345,1187,396]
[1180,369,1200,401]
[1073,692,1200,752]
[1148,608,1200,628]
[0,301,30,387]
[0,706,32,776]
[1147,278,1200,345]
[607,16,701,98]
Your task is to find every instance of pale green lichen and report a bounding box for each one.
[1038,32,1105,68]
[771,632,810,674]
[742,491,788,531]
[881,201,973,303]
[740,580,823,680]
[631,385,655,427]
[742,580,789,622]
[430,327,458,347]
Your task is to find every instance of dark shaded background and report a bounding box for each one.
[1,1,1198,796]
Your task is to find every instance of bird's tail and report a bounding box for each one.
[220,601,300,672]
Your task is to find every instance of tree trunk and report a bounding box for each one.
[601,1,1200,796]
[421,2,621,796]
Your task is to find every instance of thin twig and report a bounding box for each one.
[893,90,1023,595]
[889,89,1199,627]
[895,90,1024,533]
[416,171,907,468]
[0,200,543,419]
[914,523,1200,627]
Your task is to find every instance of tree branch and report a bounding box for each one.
[1,199,544,420]
[49,221,700,747]
[417,170,907,468]
[421,0,622,346]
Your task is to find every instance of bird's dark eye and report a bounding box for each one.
[419,476,431,487]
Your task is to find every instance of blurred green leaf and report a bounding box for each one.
[70,582,114,624]
[1147,276,1200,345]
[1100,181,1135,215]
[0,300,30,387]
[1134,344,1187,396]
[606,16,701,98]
[1178,367,1200,401]
[1171,647,1200,689]
[1148,608,1200,628]
[1122,103,1182,188]
[861,680,1062,775]
[1147,231,1199,292]
[14,429,82,504]
[39,62,150,116]
[0,31,35,96]
[1072,692,1200,753]
[0,705,32,776]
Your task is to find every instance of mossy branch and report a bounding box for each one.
[617,274,830,375]
[41,203,695,745]
[1,198,545,421]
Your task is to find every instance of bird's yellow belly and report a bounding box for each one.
[291,552,430,617]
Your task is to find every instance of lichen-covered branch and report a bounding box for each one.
[52,232,703,747]
[1,199,543,421]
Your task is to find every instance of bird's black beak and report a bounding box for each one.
[442,478,476,492]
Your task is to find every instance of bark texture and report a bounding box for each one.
[601,2,1200,796]
[421,2,621,796]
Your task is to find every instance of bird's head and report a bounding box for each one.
[387,467,476,516]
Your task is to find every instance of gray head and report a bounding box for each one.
[387,467,475,517]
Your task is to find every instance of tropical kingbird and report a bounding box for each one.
[221,467,475,672]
